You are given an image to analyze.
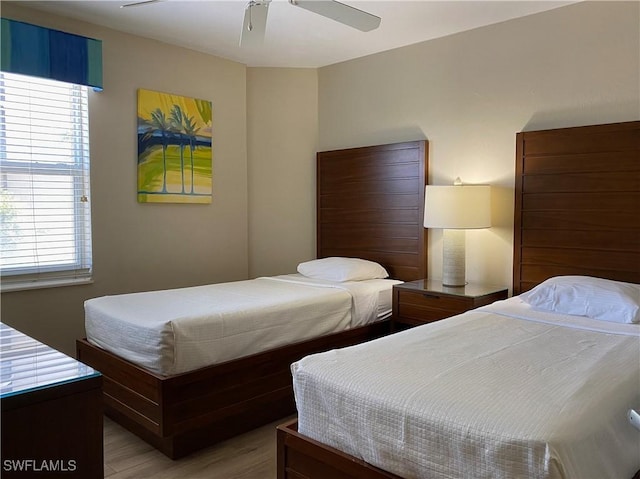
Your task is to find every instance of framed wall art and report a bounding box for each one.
[137,88,212,204]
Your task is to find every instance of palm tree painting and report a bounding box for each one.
[137,88,212,204]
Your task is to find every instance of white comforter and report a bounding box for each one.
[292,297,640,479]
[85,274,400,376]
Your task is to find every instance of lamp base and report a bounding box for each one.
[442,229,466,287]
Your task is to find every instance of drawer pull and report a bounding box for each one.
[422,293,441,299]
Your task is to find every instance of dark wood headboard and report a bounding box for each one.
[317,140,428,282]
[513,121,640,294]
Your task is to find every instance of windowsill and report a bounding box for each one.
[0,277,94,293]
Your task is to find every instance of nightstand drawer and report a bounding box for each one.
[392,280,508,330]
[398,290,470,314]
[398,303,461,324]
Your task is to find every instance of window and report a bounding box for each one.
[0,72,92,291]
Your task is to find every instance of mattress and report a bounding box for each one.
[292,297,640,479]
[85,274,401,376]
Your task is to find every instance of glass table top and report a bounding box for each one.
[0,322,100,399]
[401,279,508,298]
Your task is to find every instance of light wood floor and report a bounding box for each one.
[104,415,291,478]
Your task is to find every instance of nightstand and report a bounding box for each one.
[392,279,508,329]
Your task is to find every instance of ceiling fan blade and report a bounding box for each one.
[289,0,380,32]
[240,1,270,47]
[120,0,163,8]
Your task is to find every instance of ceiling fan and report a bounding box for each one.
[120,0,381,47]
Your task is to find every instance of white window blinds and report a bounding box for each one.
[0,72,93,291]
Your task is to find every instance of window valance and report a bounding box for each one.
[1,18,102,90]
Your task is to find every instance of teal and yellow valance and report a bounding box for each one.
[1,18,102,90]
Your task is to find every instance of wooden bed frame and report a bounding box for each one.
[76,140,428,459]
[277,121,640,479]
[513,120,640,293]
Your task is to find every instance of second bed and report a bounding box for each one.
[86,273,400,376]
[291,289,640,479]
[77,140,429,458]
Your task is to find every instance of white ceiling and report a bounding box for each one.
[16,0,575,68]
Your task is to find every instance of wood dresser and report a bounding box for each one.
[1,323,103,479]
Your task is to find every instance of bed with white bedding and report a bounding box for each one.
[77,140,429,459]
[86,274,400,376]
[277,121,640,479]
[291,295,640,479]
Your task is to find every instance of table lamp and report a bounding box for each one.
[424,178,491,287]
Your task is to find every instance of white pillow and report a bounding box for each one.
[520,276,640,324]
[297,257,389,282]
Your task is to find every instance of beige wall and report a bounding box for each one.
[317,1,640,289]
[1,3,249,355]
[247,68,318,278]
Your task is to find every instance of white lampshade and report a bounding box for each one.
[423,185,491,229]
